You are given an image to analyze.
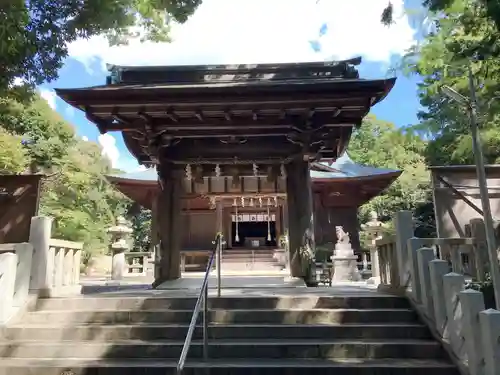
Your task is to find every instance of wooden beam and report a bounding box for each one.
[101,112,361,132]
[166,108,178,122]
[436,175,484,216]
[79,93,379,111]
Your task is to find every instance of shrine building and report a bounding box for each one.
[55,57,398,286]
[106,153,400,272]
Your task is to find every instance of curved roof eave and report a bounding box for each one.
[107,153,401,185]
[310,153,401,179]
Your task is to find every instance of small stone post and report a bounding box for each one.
[417,247,435,321]
[29,216,53,294]
[429,259,449,336]
[107,217,132,281]
[407,237,426,303]
[443,273,465,355]
[459,289,485,375]
[479,309,500,375]
[394,210,414,288]
[0,252,17,323]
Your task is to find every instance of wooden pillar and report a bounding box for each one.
[286,158,315,278]
[152,164,184,287]
[282,200,290,272]
[150,193,160,279]
[275,205,281,242]
[225,208,232,249]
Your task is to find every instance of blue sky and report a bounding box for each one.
[39,0,424,172]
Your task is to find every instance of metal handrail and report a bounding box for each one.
[176,233,222,374]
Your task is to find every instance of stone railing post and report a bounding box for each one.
[407,237,425,303]
[429,259,449,336]
[108,217,132,281]
[28,216,53,294]
[12,243,33,308]
[459,289,486,375]
[443,273,465,355]
[479,309,500,375]
[0,252,17,323]
[470,218,488,281]
[394,210,414,288]
[416,247,435,321]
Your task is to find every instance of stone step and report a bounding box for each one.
[0,339,445,360]
[1,323,432,341]
[219,263,283,271]
[220,258,277,263]
[19,308,419,325]
[223,249,278,254]
[32,296,411,311]
[222,253,275,259]
[0,358,460,375]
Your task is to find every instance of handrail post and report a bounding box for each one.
[203,275,209,362]
[176,234,219,375]
[215,201,223,298]
[216,237,221,298]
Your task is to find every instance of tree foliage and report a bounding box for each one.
[382,0,500,31]
[0,0,202,94]
[127,203,152,252]
[400,0,500,165]
[349,115,430,221]
[0,127,28,173]
[0,93,128,257]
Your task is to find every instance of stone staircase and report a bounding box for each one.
[0,293,459,375]
[221,249,283,271]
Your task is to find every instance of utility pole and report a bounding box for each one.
[466,64,500,308]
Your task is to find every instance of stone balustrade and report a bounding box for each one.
[45,238,83,292]
[374,210,500,375]
[0,216,83,325]
[124,251,154,276]
[0,243,33,324]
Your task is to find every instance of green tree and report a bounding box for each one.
[0,127,28,173]
[348,116,434,236]
[382,0,500,31]
[400,0,500,165]
[349,115,430,219]
[0,0,202,94]
[127,203,152,252]
[0,96,75,170]
[0,91,128,260]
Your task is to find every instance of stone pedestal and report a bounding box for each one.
[111,242,127,280]
[331,242,361,282]
[107,217,132,282]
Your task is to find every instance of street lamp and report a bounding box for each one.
[441,65,500,308]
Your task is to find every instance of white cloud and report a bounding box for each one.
[67,0,415,72]
[39,89,57,110]
[98,134,120,168]
[82,136,89,141]
[97,134,147,172]
[117,157,148,173]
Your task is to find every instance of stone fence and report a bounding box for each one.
[0,216,83,324]
[124,251,154,276]
[374,210,500,375]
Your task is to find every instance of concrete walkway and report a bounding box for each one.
[79,273,382,298]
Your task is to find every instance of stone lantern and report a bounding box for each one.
[361,211,385,284]
[107,216,133,281]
